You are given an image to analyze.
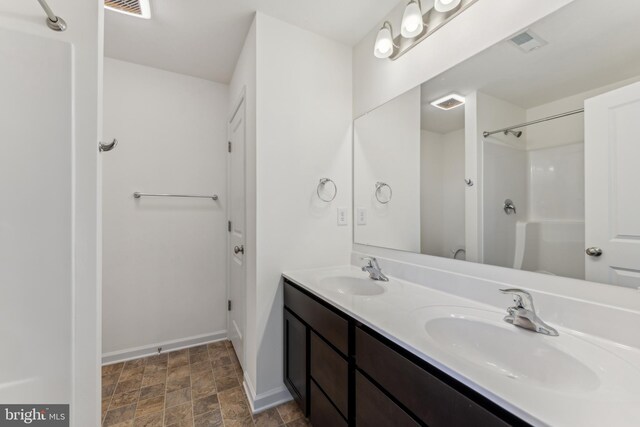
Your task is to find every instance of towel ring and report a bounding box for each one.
[317,178,337,202]
[375,182,393,204]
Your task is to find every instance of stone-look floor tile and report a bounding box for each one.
[142,368,167,387]
[104,403,137,426]
[211,356,232,368]
[191,372,217,400]
[104,372,122,386]
[167,375,191,393]
[168,350,189,368]
[110,421,134,427]
[189,351,209,365]
[168,365,191,381]
[219,388,252,422]
[166,421,194,427]
[103,382,117,398]
[115,377,143,395]
[110,390,141,409]
[103,362,125,377]
[165,387,191,409]
[194,410,223,427]
[193,394,219,417]
[284,419,310,427]
[253,408,283,427]
[190,361,211,376]
[124,358,147,370]
[207,341,226,352]
[215,375,239,392]
[139,383,166,401]
[225,416,254,427]
[189,345,209,357]
[275,401,304,424]
[164,402,193,426]
[102,397,112,420]
[135,395,165,418]
[145,354,168,368]
[133,411,163,427]
[211,364,235,379]
[120,365,146,382]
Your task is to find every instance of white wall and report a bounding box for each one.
[354,87,421,253]
[249,12,353,407]
[420,129,465,257]
[352,0,575,117]
[102,59,229,358]
[0,1,102,424]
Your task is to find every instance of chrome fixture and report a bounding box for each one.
[586,247,603,257]
[317,178,337,202]
[99,139,118,152]
[375,182,393,204]
[452,248,466,260]
[234,245,245,255]
[374,0,478,60]
[483,108,584,138]
[503,199,516,215]
[500,289,559,336]
[36,0,67,31]
[133,192,219,201]
[464,178,474,187]
[503,130,523,138]
[361,257,389,282]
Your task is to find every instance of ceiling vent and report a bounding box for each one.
[510,30,547,53]
[105,0,151,19]
[430,94,466,111]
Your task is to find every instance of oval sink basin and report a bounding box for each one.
[317,276,386,296]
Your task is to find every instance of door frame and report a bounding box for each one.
[227,87,247,369]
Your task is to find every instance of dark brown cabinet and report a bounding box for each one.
[283,278,527,427]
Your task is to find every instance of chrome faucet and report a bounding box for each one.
[500,289,558,336]
[361,257,389,281]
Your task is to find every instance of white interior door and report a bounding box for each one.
[585,81,640,288]
[0,29,73,401]
[228,95,246,369]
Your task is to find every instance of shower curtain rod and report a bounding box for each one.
[36,0,66,31]
[483,108,584,138]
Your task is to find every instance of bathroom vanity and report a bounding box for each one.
[282,266,640,427]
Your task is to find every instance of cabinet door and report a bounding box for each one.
[284,309,308,415]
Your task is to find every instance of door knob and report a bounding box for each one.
[99,138,118,152]
[234,245,244,255]
[586,247,603,257]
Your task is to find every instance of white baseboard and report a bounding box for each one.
[102,330,227,365]
[243,371,292,414]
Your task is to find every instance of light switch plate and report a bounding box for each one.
[337,208,348,226]
[357,208,367,225]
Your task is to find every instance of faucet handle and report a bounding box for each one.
[361,257,379,269]
[500,288,535,311]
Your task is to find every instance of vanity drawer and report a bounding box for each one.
[284,280,349,354]
[310,379,348,427]
[356,326,510,427]
[310,331,348,417]
[356,371,419,427]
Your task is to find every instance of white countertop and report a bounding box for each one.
[283,265,640,427]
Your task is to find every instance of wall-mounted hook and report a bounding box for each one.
[465,178,474,187]
[99,139,118,153]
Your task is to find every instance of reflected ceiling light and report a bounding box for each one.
[430,94,466,111]
[434,0,462,13]
[401,0,424,38]
[374,22,397,59]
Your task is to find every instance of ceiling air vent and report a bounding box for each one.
[430,94,466,111]
[105,0,151,19]
[510,30,547,53]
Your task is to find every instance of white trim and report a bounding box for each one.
[243,372,292,414]
[101,331,227,365]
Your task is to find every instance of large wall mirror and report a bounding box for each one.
[354,0,640,288]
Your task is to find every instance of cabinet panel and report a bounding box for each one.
[284,309,308,415]
[310,380,348,427]
[310,331,348,417]
[356,371,420,427]
[356,327,510,427]
[284,281,349,354]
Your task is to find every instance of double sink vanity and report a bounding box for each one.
[282,259,640,427]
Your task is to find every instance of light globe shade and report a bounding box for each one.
[434,0,461,13]
[374,24,394,58]
[401,1,424,38]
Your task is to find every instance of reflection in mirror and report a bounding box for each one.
[353,0,640,288]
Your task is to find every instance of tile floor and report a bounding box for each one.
[102,340,310,427]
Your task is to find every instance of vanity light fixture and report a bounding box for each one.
[374,21,397,59]
[430,93,466,111]
[401,0,425,38]
[374,0,478,60]
[434,0,462,13]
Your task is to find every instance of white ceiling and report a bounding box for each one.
[104,0,400,83]
[420,0,640,133]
